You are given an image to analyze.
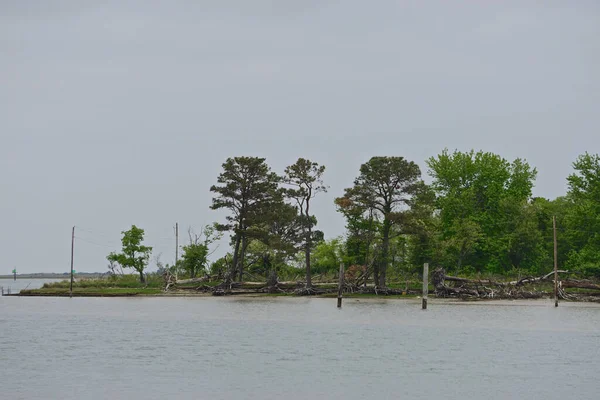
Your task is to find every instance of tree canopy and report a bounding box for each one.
[106,150,600,288]
[427,149,538,273]
[284,158,327,288]
[107,225,152,283]
[210,157,281,281]
[336,156,423,288]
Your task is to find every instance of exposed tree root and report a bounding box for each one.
[432,268,600,301]
[432,268,563,299]
[294,286,321,296]
[162,267,600,302]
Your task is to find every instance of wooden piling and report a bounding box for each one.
[553,216,558,307]
[70,226,75,298]
[337,262,344,308]
[422,263,429,310]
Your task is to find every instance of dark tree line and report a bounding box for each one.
[205,151,600,288]
[210,157,326,290]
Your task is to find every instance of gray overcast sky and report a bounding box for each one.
[1,0,599,273]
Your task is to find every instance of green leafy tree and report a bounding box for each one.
[337,157,422,288]
[180,225,222,278]
[335,196,380,282]
[210,157,281,281]
[427,149,537,273]
[531,196,571,271]
[564,153,600,276]
[107,225,152,283]
[311,237,347,275]
[246,199,307,282]
[284,158,327,288]
[209,255,231,279]
[403,184,442,273]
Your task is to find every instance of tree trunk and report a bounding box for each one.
[139,270,146,284]
[379,217,391,288]
[231,231,242,281]
[305,198,312,288]
[373,262,379,288]
[239,234,248,282]
[304,217,312,288]
[305,242,312,288]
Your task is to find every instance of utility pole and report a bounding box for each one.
[175,222,179,280]
[553,216,558,307]
[70,226,75,298]
[175,222,179,265]
[422,263,429,310]
[337,262,344,308]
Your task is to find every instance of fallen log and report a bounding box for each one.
[174,276,211,285]
[432,268,571,300]
[441,270,570,287]
[560,279,600,290]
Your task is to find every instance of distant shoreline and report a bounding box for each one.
[0,273,104,279]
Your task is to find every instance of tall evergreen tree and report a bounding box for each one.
[337,157,422,288]
[284,158,327,289]
[210,157,280,281]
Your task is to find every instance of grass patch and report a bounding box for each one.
[42,274,163,289]
[21,287,162,296]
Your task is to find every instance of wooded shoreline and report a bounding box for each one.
[14,268,600,302]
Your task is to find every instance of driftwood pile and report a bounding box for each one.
[162,266,600,302]
[432,268,600,302]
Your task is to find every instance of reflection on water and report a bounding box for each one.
[1,297,599,400]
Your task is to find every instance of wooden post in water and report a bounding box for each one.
[175,222,179,266]
[70,226,75,298]
[337,262,344,308]
[422,263,429,310]
[553,216,558,307]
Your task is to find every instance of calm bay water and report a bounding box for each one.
[0,278,63,294]
[1,297,599,399]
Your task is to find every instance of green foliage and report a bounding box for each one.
[337,156,423,287]
[210,157,281,280]
[43,274,163,289]
[427,149,537,273]
[180,243,208,278]
[209,255,230,278]
[311,237,347,274]
[284,158,327,286]
[564,153,600,271]
[107,225,152,283]
[180,224,222,278]
[200,151,600,283]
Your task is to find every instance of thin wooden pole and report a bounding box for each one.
[175,222,179,265]
[70,226,75,298]
[422,263,429,310]
[337,262,344,308]
[553,216,558,307]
